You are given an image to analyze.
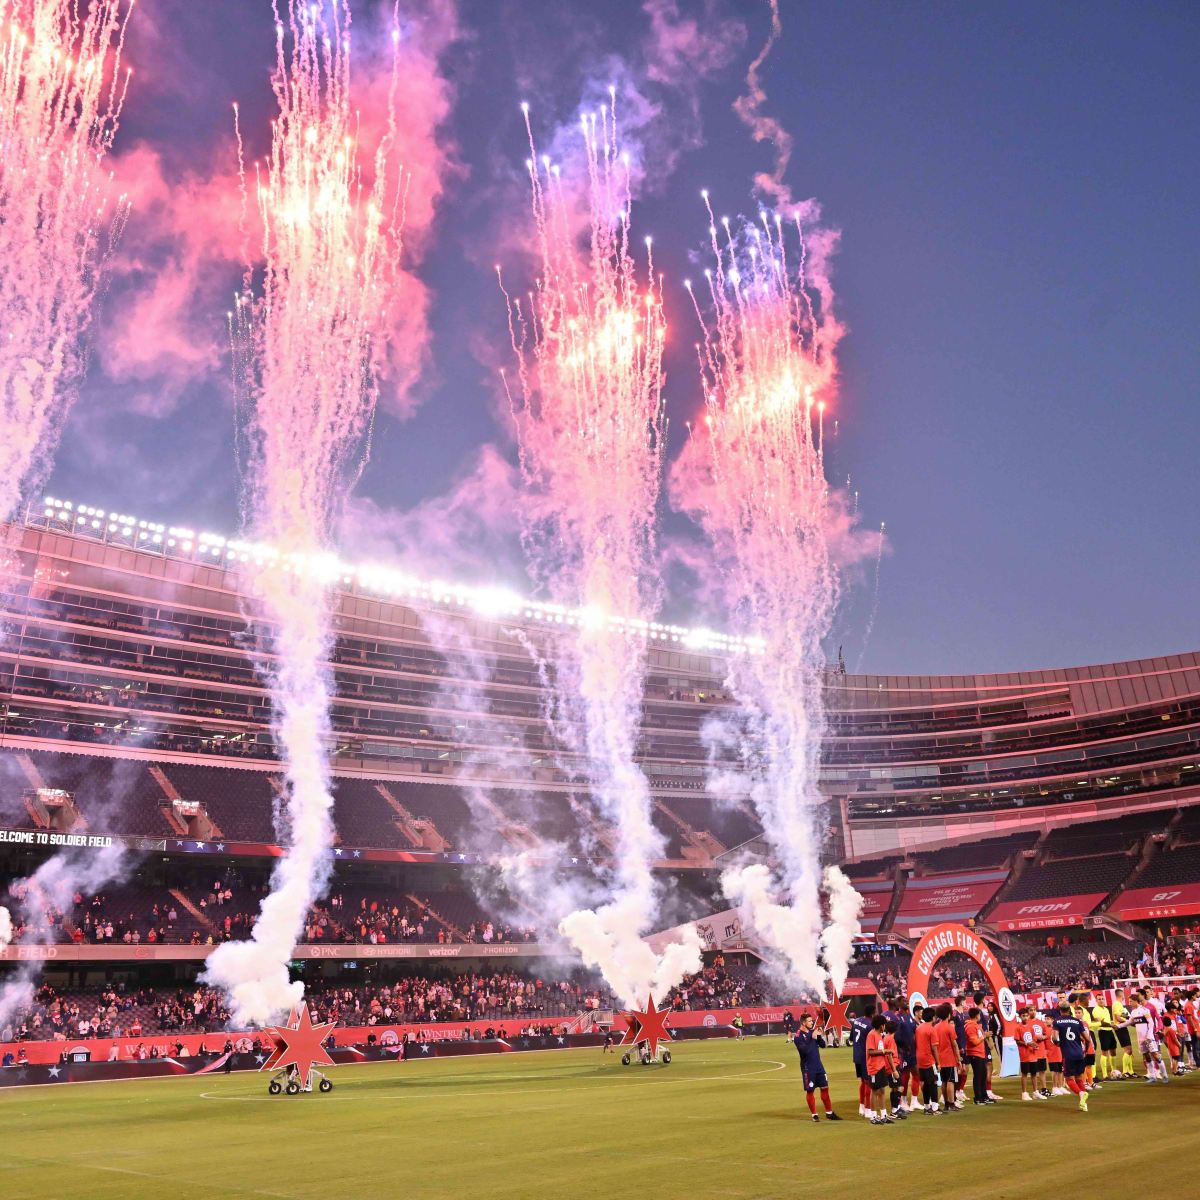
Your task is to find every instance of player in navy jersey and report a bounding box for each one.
[793,1012,842,1122]
[953,996,970,1095]
[849,1004,875,1118]
[1052,1000,1093,1113]
[888,998,918,1114]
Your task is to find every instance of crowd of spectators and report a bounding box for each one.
[3,873,542,948]
[0,969,615,1043]
[663,957,769,1011]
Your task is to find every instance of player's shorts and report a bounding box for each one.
[869,1070,892,1091]
[854,1061,868,1080]
[1083,1052,1096,1067]
[1061,1056,1085,1078]
[802,1068,829,1092]
[899,1056,913,1074]
[1035,1057,1047,1073]
[919,1066,938,1089]
[1020,1060,1039,1076]
[984,1043,993,1062]
[1138,1037,1159,1056]
[1098,1030,1118,1053]
[1116,1027,1132,1048]
[939,1066,958,1084]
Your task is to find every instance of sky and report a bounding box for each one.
[42,0,1200,677]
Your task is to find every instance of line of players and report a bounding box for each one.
[791,984,1200,1124]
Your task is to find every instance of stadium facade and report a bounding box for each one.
[2,497,1199,956]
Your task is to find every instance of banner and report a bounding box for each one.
[0,1002,800,1066]
[892,869,1008,935]
[1110,881,1200,922]
[988,893,1109,931]
[852,879,894,931]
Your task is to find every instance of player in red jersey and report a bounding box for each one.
[1044,1007,1067,1094]
[915,1007,941,1115]
[1017,1007,1041,1100]
[1028,1008,1051,1099]
[934,1004,962,1110]
[866,1014,898,1125]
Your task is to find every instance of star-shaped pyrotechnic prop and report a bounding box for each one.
[619,995,673,1059]
[261,1001,336,1089]
[821,989,851,1037]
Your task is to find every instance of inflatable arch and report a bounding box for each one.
[906,922,1020,1075]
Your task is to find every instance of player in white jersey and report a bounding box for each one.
[1117,990,1167,1083]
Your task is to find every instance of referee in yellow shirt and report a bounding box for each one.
[1072,994,1100,1089]
[1111,993,1134,1076]
[1091,997,1117,1079]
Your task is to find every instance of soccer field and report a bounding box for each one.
[1,1040,1197,1200]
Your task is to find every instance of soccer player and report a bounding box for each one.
[883,1018,908,1119]
[1052,1000,1093,1112]
[952,996,970,1096]
[1044,1007,1067,1094]
[1091,994,1117,1080]
[866,1014,897,1125]
[915,1006,941,1115]
[849,1004,875,1119]
[964,1006,991,1105]
[1117,990,1167,1083]
[934,1003,962,1110]
[793,1012,841,1122]
[1162,1016,1185,1077]
[1017,1006,1039,1100]
[1112,990,1135,1077]
[975,992,1004,1101]
[1029,1007,1051,1098]
[894,999,919,1112]
[1072,994,1100,1089]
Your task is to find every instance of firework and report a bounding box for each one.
[687,197,856,990]
[0,0,131,524]
[205,0,406,1026]
[500,99,699,1007]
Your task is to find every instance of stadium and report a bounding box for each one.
[3,501,1199,1195]
[3,3,1199,1200]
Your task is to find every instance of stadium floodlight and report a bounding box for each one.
[24,495,767,655]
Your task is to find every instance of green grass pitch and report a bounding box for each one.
[2,1040,1198,1200]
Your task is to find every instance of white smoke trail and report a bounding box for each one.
[204,0,406,1026]
[500,101,699,1007]
[722,862,824,990]
[0,841,126,1029]
[0,905,11,951]
[820,864,862,994]
[679,196,842,995]
[0,0,131,524]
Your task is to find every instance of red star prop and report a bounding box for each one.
[261,1001,336,1089]
[822,990,851,1036]
[619,995,673,1059]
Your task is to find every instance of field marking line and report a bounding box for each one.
[198,1058,787,1102]
[0,1151,295,1199]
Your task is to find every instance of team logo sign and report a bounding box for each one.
[997,987,1018,1023]
[908,990,928,1014]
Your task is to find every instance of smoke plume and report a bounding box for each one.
[820,864,863,995]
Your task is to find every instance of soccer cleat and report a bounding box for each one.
[987,1091,1003,1101]
[1034,1091,1047,1099]
[812,1114,820,1123]
[825,1112,842,1121]
[1079,1093,1088,1112]
[1022,1093,1033,1101]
